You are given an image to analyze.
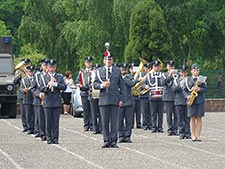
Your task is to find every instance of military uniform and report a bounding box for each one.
[39,59,66,144]
[144,60,164,133]
[76,56,93,131]
[162,60,178,135]
[118,63,136,143]
[93,53,125,148]
[13,58,31,132]
[19,66,35,134]
[172,65,190,139]
[89,63,102,134]
[31,63,47,141]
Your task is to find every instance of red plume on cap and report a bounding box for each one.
[104,50,110,57]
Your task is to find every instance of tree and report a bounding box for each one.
[0,20,10,35]
[125,0,171,63]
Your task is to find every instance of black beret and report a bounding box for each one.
[84,56,93,62]
[35,66,42,72]
[21,58,31,64]
[128,63,135,69]
[179,65,189,72]
[47,59,57,66]
[26,65,35,72]
[113,63,120,68]
[166,60,174,67]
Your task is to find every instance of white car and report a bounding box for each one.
[71,87,83,117]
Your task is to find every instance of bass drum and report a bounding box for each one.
[150,87,164,98]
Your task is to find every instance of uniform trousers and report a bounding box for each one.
[34,105,39,134]
[140,98,152,129]
[133,99,141,128]
[20,100,27,130]
[90,99,102,133]
[36,106,45,137]
[99,105,119,144]
[176,105,190,137]
[44,107,61,142]
[119,105,133,139]
[81,96,93,130]
[150,100,163,131]
[24,104,34,132]
[164,101,178,134]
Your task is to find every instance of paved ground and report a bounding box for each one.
[0,112,225,169]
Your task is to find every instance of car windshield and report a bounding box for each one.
[0,58,13,73]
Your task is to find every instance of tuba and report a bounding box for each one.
[15,61,27,78]
[131,58,148,96]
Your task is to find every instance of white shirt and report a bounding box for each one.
[64,78,73,93]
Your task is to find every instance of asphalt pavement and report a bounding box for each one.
[0,112,225,169]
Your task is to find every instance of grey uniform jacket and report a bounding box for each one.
[182,76,207,105]
[19,76,34,104]
[93,66,126,106]
[39,73,66,108]
[121,74,136,107]
[172,76,186,105]
[162,72,175,101]
[13,75,23,100]
[144,71,164,101]
[31,72,42,106]
[76,69,92,97]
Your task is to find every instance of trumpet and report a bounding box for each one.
[48,72,55,92]
[40,92,45,105]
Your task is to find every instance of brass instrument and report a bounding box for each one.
[187,81,198,106]
[40,92,45,105]
[133,58,148,80]
[131,58,148,96]
[15,61,27,78]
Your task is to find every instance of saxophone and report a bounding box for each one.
[187,81,198,106]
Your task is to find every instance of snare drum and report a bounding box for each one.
[150,87,164,98]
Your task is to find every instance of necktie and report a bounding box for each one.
[108,68,111,76]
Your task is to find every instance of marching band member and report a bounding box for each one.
[30,58,49,141]
[76,56,93,131]
[162,60,178,136]
[118,63,136,143]
[129,63,142,129]
[13,58,30,132]
[93,52,125,148]
[19,65,35,135]
[31,67,42,138]
[39,59,66,144]
[89,63,102,134]
[144,60,164,133]
[172,65,191,139]
[140,63,152,130]
[182,64,207,141]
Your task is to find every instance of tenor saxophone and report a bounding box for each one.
[187,81,198,106]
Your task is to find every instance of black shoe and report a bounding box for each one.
[124,137,132,143]
[151,129,157,133]
[157,129,164,133]
[118,137,125,143]
[34,134,40,138]
[173,132,179,136]
[84,128,89,131]
[101,142,111,148]
[41,136,46,141]
[192,138,197,142]
[27,130,34,135]
[53,140,59,144]
[196,139,202,142]
[180,135,185,139]
[137,125,142,129]
[168,132,173,136]
[143,126,148,130]
[111,144,119,148]
[93,131,98,134]
[22,129,27,132]
[185,136,191,139]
